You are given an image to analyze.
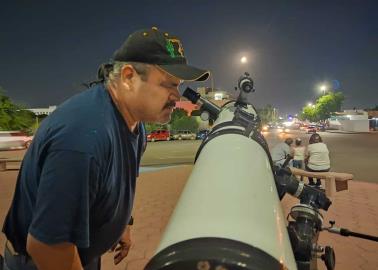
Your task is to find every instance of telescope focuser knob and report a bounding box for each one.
[321,246,336,270]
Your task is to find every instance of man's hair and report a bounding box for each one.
[309,133,322,144]
[295,138,302,146]
[83,61,151,88]
[105,61,150,85]
[285,138,293,146]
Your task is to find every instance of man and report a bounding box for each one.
[1,27,209,270]
[271,138,294,167]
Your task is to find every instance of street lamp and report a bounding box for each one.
[240,56,247,64]
[320,85,327,95]
[308,102,313,107]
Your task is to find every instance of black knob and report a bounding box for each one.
[321,246,336,270]
[329,220,335,226]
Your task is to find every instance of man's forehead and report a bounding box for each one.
[153,65,181,83]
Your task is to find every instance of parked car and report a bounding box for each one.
[306,125,318,133]
[171,130,196,140]
[146,130,171,142]
[317,124,326,131]
[196,130,210,140]
[0,131,33,150]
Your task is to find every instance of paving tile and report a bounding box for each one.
[1,167,378,270]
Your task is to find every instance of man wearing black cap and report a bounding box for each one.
[2,27,209,270]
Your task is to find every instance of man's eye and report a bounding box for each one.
[162,83,177,89]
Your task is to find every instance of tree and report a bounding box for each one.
[300,106,317,122]
[0,88,35,132]
[144,108,197,133]
[171,117,199,132]
[169,108,199,132]
[365,105,378,111]
[144,123,168,133]
[301,92,344,122]
[170,108,188,122]
[316,92,344,120]
[258,104,277,124]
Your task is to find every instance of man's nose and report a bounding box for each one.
[171,88,180,101]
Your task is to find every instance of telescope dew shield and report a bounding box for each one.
[145,105,297,270]
[145,237,285,270]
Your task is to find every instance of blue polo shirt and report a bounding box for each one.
[2,84,146,266]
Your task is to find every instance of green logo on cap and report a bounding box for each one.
[166,38,185,58]
[166,40,176,58]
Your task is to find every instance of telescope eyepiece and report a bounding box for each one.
[238,72,255,93]
[182,87,200,104]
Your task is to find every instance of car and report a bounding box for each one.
[306,125,318,133]
[146,130,171,142]
[317,124,326,131]
[0,131,33,150]
[268,124,284,133]
[262,124,282,132]
[171,130,196,140]
[196,130,210,140]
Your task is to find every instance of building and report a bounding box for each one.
[28,106,57,116]
[367,110,378,131]
[329,109,369,132]
[197,87,231,107]
[174,101,198,116]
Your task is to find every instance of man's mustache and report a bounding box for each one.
[163,101,176,109]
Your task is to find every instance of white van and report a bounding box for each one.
[0,131,33,150]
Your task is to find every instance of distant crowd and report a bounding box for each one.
[271,133,330,188]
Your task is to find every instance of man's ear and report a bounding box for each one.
[120,65,135,89]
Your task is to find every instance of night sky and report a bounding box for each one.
[1,0,377,115]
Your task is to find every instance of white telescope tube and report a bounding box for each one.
[146,103,297,270]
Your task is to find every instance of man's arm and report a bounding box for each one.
[27,234,83,270]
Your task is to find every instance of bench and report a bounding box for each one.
[289,167,353,197]
[0,158,23,171]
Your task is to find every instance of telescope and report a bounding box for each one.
[144,73,364,270]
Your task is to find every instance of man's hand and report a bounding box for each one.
[111,225,132,265]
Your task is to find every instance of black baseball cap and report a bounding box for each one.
[113,27,210,81]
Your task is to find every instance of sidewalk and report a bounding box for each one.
[1,166,378,270]
[326,129,377,134]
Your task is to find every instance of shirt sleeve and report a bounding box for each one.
[29,150,100,248]
[136,123,147,177]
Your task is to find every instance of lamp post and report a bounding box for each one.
[320,85,327,95]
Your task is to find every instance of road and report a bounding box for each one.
[142,131,378,183]
[1,131,377,182]
[263,130,378,183]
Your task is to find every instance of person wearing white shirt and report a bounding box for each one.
[293,138,305,181]
[305,133,330,187]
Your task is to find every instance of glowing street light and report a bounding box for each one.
[240,56,247,64]
[308,102,313,107]
[320,85,327,95]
